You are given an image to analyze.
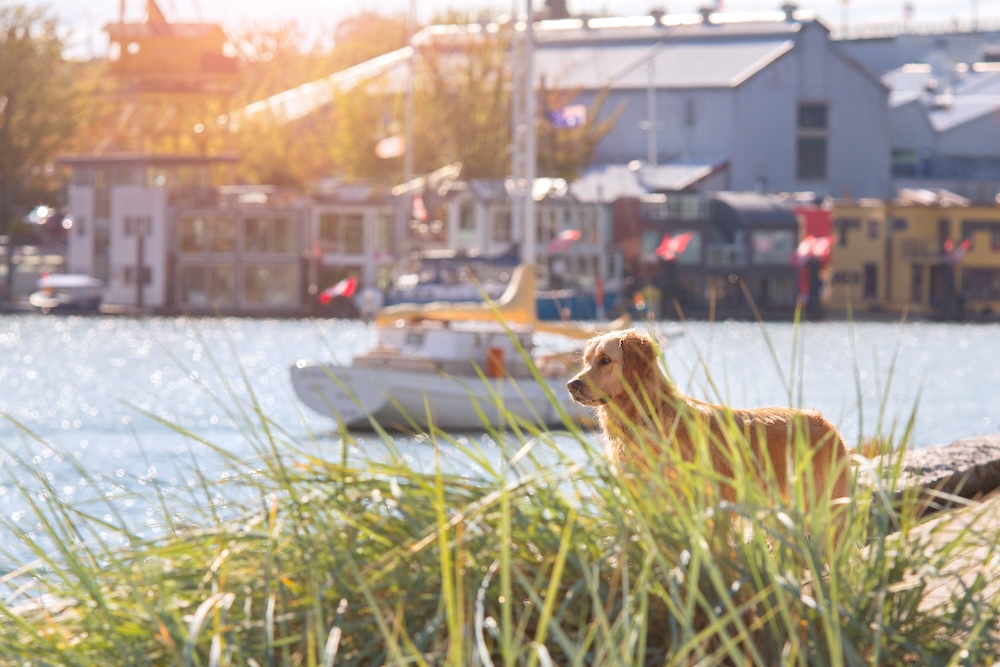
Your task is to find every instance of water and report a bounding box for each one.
[0,314,997,565]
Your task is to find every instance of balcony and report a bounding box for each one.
[705,243,747,267]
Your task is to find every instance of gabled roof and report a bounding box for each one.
[570,160,728,203]
[236,12,821,124]
[535,39,795,90]
[883,62,1000,132]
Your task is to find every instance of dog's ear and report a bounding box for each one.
[619,330,657,386]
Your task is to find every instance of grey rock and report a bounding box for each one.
[896,434,1000,500]
[859,434,1000,521]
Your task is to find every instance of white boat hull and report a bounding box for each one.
[290,362,589,431]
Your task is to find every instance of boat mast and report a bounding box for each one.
[404,0,416,186]
[512,1,537,267]
[523,0,537,267]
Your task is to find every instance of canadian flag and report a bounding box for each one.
[794,235,833,266]
[656,232,692,261]
[319,277,358,304]
[547,228,581,252]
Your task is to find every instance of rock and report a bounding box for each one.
[895,434,1000,502]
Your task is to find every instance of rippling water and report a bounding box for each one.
[0,314,997,564]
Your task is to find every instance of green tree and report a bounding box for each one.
[0,3,76,232]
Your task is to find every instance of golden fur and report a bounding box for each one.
[567,329,851,537]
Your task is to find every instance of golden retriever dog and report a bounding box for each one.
[567,329,851,542]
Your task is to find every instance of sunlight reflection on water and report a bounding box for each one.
[0,314,997,565]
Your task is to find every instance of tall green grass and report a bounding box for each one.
[0,319,998,666]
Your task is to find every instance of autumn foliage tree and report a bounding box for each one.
[230,13,410,188]
[0,3,77,232]
[324,20,619,186]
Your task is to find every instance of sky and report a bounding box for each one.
[26,0,1000,58]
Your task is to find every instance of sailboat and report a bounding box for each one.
[289,264,601,430]
[289,3,620,431]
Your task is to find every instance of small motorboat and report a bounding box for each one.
[28,274,103,313]
[290,265,606,431]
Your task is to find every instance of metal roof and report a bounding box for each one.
[570,164,651,203]
[883,63,1000,132]
[237,13,815,125]
[569,161,727,202]
[712,191,798,228]
[535,39,795,90]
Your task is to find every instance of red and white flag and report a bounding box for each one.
[375,134,406,159]
[795,235,832,265]
[656,232,692,261]
[319,277,358,304]
[547,229,581,252]
[412,193,429,222]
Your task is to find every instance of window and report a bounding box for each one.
[863,263,877,300]
[124,266,152,285]
[179,215,236,253]
[911,265,923,303]
[750,230,794,265]
[962,268,1000,301]
[178,263,236,306]
[960,220,1000,251]
[241,263,299,306]
[318,212,364,254]
[834,217,860,247]
[493,210,512,243]
[797,103,828,129]
[244,216,297,254]
[796,137,827,180]
[865,219,879,240]
[124,216,151,237]
[796,102,828,180]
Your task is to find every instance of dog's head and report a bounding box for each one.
[566,329,661,407]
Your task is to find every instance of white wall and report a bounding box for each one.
[585,23,893,198]
[64,185,95,275]
[938,113,1000,156]
[106,186,168,308]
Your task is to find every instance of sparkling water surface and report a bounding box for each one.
[0,314,997,565]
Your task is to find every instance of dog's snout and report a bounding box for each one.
[567,378,582,393]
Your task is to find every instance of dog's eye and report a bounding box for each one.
[598,356,611,366]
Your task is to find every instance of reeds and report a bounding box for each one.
[0,320,998,666]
